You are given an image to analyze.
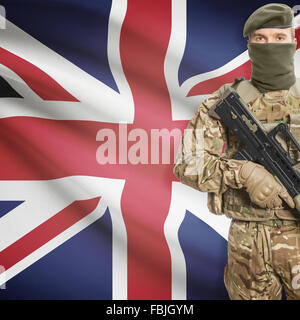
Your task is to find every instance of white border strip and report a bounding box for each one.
[164,182,187,300]
[164,0,188,300]
[165,0,187,121]
[108,0,134,123]
[107,0,129,300]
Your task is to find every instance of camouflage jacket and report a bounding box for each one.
[173,81,300,221]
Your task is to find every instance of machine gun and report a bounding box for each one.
[209,86,300,212]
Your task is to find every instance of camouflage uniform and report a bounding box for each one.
[173,82,300,299]
[225,219,300,300]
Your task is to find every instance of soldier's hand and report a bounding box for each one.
[239,161,295,209]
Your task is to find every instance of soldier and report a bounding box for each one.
[173,3,300,300]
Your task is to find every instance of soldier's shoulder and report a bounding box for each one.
[212,82,235,97]
[200,82,234,113]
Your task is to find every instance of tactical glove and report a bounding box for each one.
[239,161,295,209]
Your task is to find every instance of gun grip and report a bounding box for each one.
[293,194,300,213]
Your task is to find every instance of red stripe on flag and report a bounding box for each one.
[187,60,251,97]
[0,197,101,272]
[0,48,79,101]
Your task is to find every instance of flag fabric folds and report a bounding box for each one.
[0,0,299,300]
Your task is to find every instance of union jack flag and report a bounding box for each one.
[0,0,299,300]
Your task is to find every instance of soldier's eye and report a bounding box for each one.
[256,36,264,41]
[277,36,285,40]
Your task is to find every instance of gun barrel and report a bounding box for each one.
[214,88,300,203]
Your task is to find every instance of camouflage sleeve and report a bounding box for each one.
[173,84,246,194]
